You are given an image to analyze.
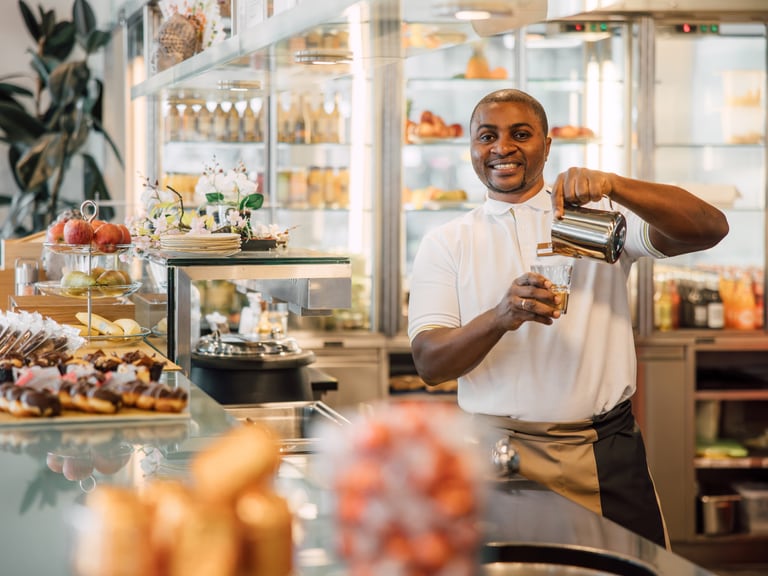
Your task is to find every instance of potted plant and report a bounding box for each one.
[0,0,121,238]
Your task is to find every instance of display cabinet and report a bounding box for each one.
[401,19,634,328]
[634,17,768,553]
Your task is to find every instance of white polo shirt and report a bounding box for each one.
[408,188,666,422]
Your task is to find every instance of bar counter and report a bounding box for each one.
[0,373,716,576]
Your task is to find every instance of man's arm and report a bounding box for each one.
[551,168,729,257]
[411,274,557,385]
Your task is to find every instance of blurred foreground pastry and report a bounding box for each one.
[73,423,292,576]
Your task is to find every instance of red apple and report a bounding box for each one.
[63,219,93,245]
[92,222,123,253]
[117,224,132,245]
[46,220,66,244]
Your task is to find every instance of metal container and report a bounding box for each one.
[538,205,627,264]
[191,334,317,404]
[700,494,740,535]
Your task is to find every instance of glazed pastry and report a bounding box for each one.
[150,384,188,413]
[86,387,123,415]
[11,389,62,417]
[0,382,16,411]
[109,379,148,408]
[0,356,22,383]
[4,385,25,415]
[54,380,79,410]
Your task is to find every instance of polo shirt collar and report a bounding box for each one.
[482,186,552,216]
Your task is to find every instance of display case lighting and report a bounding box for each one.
[294,49,353,65]
[431,0,515,20]
[217,80,261,92]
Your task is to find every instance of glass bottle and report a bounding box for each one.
[226,102,241,141]
[213,101,228,142]
[197,103,213,140]
[293,95,309,144]
[165,102,181,142]
[242,100,257,142]
[704,279,725,330]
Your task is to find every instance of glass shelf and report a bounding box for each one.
[35,281,143,300]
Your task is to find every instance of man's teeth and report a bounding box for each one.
[494,162,519,169]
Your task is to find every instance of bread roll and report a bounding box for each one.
[191,424,281,504]
[168,502,240,576]
[236,487,293,576]
[73,486,154,576]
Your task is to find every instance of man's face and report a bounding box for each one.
[470,101,551,203]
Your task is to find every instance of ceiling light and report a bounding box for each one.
[431,0,515,20]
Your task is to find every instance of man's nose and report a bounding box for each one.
[493,135,518,154]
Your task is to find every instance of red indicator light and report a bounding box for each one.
[683,23,692,33]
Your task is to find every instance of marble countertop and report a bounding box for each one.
[0,372,716,576]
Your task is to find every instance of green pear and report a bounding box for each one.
[61,271,97,288]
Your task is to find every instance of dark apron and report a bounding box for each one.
[477,399,669,548]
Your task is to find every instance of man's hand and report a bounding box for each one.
[550,167,613,218]
[496,272,562,329]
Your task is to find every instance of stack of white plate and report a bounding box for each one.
[159,232,242,255]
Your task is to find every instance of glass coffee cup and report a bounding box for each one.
[530,258,574,314]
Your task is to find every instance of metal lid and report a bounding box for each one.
[194,333,307,359]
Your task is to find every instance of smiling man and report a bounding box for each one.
[407,89,729,547]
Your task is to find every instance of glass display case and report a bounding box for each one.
[648,21,766,335]
[401,20,634,330]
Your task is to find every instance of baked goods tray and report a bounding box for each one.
[0,407,190,428]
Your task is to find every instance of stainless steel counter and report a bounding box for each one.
[0,372,717,576]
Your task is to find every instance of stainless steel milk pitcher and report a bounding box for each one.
[537,205,627,264]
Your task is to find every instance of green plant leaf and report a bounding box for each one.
[0,82,33,99]
[206,192,225,203]
[48,61,89,106]
[82,152,114,220]
[0,101,46,142]
[64,111,89,152]
[84,29,111,54]
[18,0,40,41]
[40,7,56,38]
[240,193,264,210]
[45,21,76,60]
[28,52,52,85]
[73,0,95,38]
[15,132,66,190]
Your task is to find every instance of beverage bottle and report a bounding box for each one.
[179,104,196,142]
[656,279,674,332]
[718,269,737,328]
[732,272,756,330]
[226,102,241,141]
[213,101,228,142]
[197,103,213,140]
[242,101,257,142]
[293,95,309,144]
[307,166,324,208]
[689,281,708,328]
[704,279,725,329]
[165,102,181,141]
[752,268,764,329]
[329,93,343,143]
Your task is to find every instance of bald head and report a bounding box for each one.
[470,89,549,137]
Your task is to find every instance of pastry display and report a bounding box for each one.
[0,348,186,421]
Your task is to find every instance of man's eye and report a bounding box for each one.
[478,133,495,143]
[513,131,531,140]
